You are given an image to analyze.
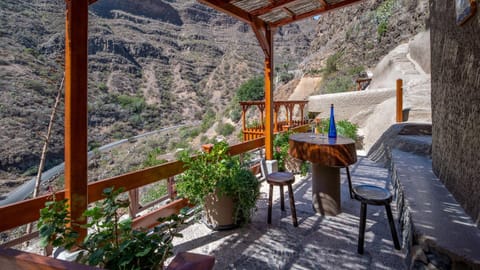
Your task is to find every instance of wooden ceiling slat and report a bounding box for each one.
[250,0,298,16]
[259,8,290,23]
[270,0,363,27]
[199,0,255,24]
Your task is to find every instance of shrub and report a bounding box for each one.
[335,120,359,141]
[278,72,294,83]
[236,76,264,101]
[141,182,168,204]
[324,51,344,76]
[200,109,216,132]
[273,131,308,175]
[316,119,358,140]
[98,83,108,91]
[375,0,394,38]
[229,105,242,122]
[323,75,355,94]
[216,122,235,136]
[143,148,166,168]
[24,79,44,92]
[116,95,146,113]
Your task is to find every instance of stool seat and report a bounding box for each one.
[353,185,392,205]
[267,172,295,185]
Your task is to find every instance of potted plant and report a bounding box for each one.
[38,187,185,269]
[176,141,260,230]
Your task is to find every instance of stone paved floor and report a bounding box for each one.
[172,155,407,269]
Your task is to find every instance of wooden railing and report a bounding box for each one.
[240,100,309,141]
[243,120,309,141]
[0,127,311,268]
[0,137,267,248]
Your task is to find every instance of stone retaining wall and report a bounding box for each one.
[369,123,480,269]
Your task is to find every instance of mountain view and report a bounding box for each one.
[0,0,428,196]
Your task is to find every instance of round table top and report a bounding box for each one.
[289,133,357,167]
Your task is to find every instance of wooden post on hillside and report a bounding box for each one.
[396,79,403,122]
[25,75,65,247]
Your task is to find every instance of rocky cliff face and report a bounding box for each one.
[0,0,315,181]
[301,0,429,86]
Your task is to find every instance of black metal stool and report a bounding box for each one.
[345,167,401,254]
[266,172,298,227]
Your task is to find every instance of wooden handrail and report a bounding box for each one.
[0,247,100,270]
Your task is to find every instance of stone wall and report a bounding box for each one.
[430,0,480,226]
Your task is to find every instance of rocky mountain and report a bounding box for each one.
[300,0,429,94]
[0,0,316,184]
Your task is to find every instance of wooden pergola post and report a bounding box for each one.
[396,79,403,122]
[263,27,274,160]
[64,0,88,241]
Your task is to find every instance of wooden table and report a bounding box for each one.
[289,133,357,216]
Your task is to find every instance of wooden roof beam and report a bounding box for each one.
[282,7,295,17]
[317,0,329,8]
[251,20,273,57]
[271,0,363,27]
[198,0,254,24]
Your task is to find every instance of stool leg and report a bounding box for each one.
[346,167,353,199]
[280,185,285,211]
[358,202,367,254]
[385,204,401,250]
[288,184,298,227]
[268,184,273,224]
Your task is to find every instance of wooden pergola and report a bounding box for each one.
[62,0,363,240]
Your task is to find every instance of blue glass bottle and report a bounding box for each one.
[328,104,337,138]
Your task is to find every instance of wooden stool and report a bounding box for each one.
[345,167,401,254]
[267,172,298,227]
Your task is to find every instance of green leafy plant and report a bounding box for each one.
[143,148,167,168]
[335,120,359,141]
[200,109,216,132]
[216,122,235,136]
[316,119,359,141]
[323,75,355,94]
[375,0,394,39]
[273,131,308,175]
[116,95,146,113]
[176,141,260,225]
[324,51,344,76]
[38,187,184,269]
[236,76,264,101]
[38,196,78,250]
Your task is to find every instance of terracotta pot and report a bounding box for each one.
[203,190,237,230]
